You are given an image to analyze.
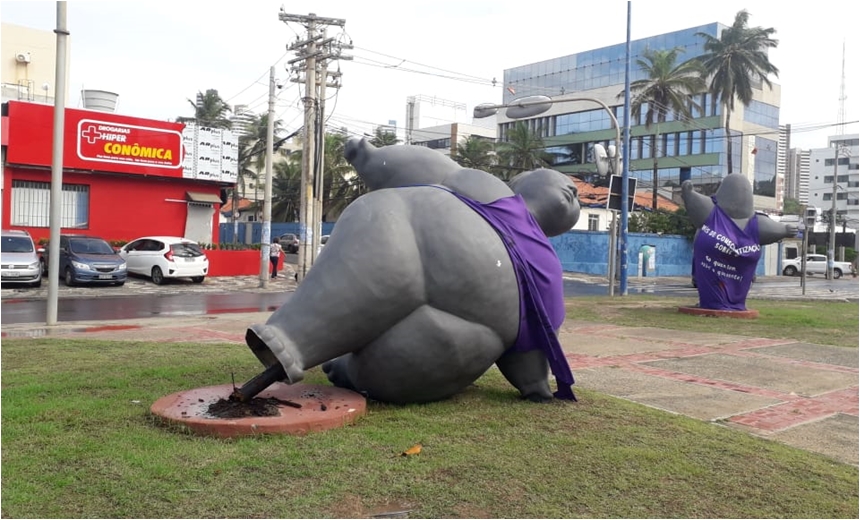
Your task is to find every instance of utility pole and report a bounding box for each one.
[47,1,68,326]
[258,67,276,288]
[827,145,843,280]
[280,10,351,282]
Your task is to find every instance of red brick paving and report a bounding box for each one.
[566,331,858,433]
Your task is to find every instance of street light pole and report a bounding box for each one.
[258,66,275,288]
[474,95,622,295]
[619,0,632,296]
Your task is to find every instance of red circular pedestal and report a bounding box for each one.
[677,306,759,319]
[150,383,366,438]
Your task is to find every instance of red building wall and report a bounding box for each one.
[2,166,221,244]
[2,100,226,245]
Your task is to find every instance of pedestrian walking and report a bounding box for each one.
[270,238,283,278]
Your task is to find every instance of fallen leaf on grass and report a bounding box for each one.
[399,443,422,457]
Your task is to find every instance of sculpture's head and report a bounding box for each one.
[715,173,754,220]
[508,169,580,237]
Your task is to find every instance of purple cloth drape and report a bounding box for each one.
[448,191,576,400]
[693,201,761,311]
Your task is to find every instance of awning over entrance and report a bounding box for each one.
[185,191,223,204]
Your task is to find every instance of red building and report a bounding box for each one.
[1,100,232,245]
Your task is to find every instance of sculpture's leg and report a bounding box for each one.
[495,349,553,402]
[245,195,426,379]
[325,305,507,404]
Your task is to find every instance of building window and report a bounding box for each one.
[588,214,599,231]
[10,180,89,228]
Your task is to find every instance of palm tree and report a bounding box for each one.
[320,132,364,220]
[238,112,285,202]
[495,122,552,180]
[369,127,400,147]
[178,89,232,129]
[696,9,779,174]
[452,136,496,171]
[272,154,302,222]
[618,47,705,209]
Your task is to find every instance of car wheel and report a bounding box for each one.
[833,268,843,279]
[64,267,76,286]
[31,277,42,288]
[191,276,205,284]
[151,266,165,285]
[783,265,798,276]
[40,258,47,276]
[114,281,125,287]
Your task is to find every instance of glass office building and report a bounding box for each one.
[499,22,783,209]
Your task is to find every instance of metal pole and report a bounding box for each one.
[619,0,632,296]
[608,212,617,296]
[312,46,327,265]
[258,66,275,288]
[46,1,68,326]
[827,145,838,280]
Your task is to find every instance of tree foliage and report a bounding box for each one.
[696,9,779,174]
[178,89,232,129]
[629,208,698,241]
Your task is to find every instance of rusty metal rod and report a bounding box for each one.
[230,363,286,402]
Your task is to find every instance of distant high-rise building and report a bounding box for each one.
[230,104,256,137]
[786,148,811,205]
[807,134,858,229]
[500,21,782,211]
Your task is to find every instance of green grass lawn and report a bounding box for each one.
[565,297,859,348]
[2,315,858,519]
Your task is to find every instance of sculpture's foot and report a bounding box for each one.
[245,324,305,384]
[522,392,554,404]
[322,356,358,392]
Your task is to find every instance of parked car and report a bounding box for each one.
[41,234,127,286]
[118,236,208,285]
[0,229,42,287]
[783,254,854,279]
[317,234,330,256]
[278,233,299,254]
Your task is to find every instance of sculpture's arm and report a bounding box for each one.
[441,168,514,203]
[681,180,714,228]
[758,215,799,245]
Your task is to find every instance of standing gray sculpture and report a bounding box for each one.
[240,139,580,404]
[683,174,797,310]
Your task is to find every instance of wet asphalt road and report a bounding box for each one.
[0,279,621,325]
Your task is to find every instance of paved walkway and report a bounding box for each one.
[1,271,857,466]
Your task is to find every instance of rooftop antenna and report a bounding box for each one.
[837,39,846,134]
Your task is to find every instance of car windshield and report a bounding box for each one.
[69,238,115,255]
[1,236,34,253]
[171,242,203,257]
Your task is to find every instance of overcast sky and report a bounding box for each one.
[1,0,856,149]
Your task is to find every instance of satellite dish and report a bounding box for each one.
[593,144,609,176]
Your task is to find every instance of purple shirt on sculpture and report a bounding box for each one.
[450,191,576,400]
[693,200,761,311]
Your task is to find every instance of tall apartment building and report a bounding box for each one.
[499,22,782,211]
[806,134,859,230]
[786,148,811,205]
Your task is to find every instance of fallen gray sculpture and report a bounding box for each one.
[683,174,797,310]
[243,139,581,404]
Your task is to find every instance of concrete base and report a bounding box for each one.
[677,306,759,319]
[150,383,366,438]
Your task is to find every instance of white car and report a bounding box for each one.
[782,254,854,279]
[118,236,208,285]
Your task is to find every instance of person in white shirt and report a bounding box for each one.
[270,238,283,278]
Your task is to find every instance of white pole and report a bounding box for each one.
[46,1,68,326]
[259,67,275,287]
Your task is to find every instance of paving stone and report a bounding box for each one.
[768,413,859,466]
[576,367,782,420]
[644,353,858,397]
[559,332,676,357]
[748,343,859,369]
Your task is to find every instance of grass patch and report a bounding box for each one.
[2,339,857,518]
[565,297,859,348]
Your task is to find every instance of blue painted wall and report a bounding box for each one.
[221,223,773,277]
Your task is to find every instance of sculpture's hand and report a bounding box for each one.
[681,180,693,195]
[785,224,800,238]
